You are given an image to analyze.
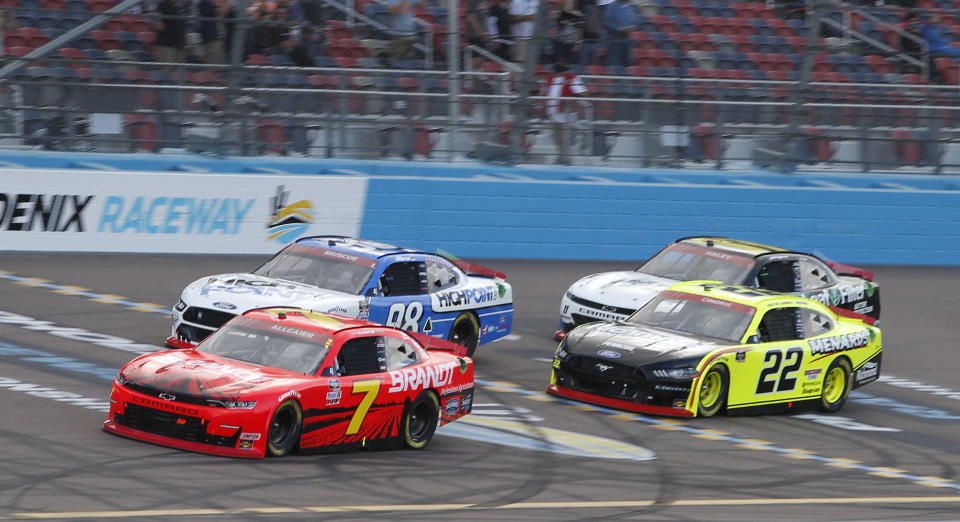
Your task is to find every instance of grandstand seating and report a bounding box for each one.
[0,0,957,166]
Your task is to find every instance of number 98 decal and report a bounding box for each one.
[755,347,804,394]
[385,302,423,332]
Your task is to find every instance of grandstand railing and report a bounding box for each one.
[2,59,960,173]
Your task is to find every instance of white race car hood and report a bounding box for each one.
[567,271,679,311]
[180,273,366,317]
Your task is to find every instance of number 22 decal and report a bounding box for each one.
[755,347,803,394]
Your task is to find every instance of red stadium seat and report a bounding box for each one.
[58,47,88,60]
[256,119,288,154]
[246,54,272,65]
[891,129,922,164]
[125,114,157,151]
[5,45,30,57]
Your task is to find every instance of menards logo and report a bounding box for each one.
[808,330,870,355]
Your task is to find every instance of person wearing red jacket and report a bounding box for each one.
[545,60,586,165]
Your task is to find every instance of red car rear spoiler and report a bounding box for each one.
[824,260,874,282]
[409,331,469,357]
[830,306,877,326]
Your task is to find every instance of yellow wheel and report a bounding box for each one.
[698,365,728,417]
[820,358,852,412]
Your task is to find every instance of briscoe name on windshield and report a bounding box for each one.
[808,330,870,355]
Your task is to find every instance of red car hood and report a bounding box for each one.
[120,350,305,401]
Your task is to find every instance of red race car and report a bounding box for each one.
[104,307,474,458]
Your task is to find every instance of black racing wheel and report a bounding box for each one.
[448,312,480,357]
[266,399,302,457]
[401,391,440,449]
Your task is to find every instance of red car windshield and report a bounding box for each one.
[198,316,333,374]
[254,244,377,294]
[628,291,755,343]
[638,243,755,284]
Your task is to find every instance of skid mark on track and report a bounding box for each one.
[0,271,168,314]
[6,496,960,519]
[475,378,960,492]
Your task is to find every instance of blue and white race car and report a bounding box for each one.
[168,236,513,356]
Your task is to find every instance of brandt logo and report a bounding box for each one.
[158,393,176,401]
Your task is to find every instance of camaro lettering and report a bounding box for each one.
[387,362,457,393]
[808,330,870,354]
[132,395,199,416]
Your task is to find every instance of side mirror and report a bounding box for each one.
[746,333,761,344]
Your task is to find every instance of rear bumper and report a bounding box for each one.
[546,384,695,417]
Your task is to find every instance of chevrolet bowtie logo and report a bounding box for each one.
[596,363,613,372]
[158,393,177,401]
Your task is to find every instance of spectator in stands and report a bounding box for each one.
[222,0,239,62]
[155,0,189,62]
[602,0,636,67]
[510,0,538,63]
[247,2,315,66]
[546,59,586,164]
[466,0,490,49]
[197,0,225,64]
[488,0,514,61]
[579,0,608,65]
[553,0,584,66]
[386,0,425,62]
[247,2,287,56]
[903,11,960,83]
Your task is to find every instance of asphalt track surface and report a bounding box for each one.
[0,253,958,521]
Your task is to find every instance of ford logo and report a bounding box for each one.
[212,302,237,310]
[597,349,622,359]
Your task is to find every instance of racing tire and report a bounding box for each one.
[697,365,729,418]
[266,400,302,457]
[401,391,440,449]
[819,358,852,413]
[448,312,480,358]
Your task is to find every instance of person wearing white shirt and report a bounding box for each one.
[509,0,537,63]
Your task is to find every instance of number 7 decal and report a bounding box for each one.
[346,379,381,434]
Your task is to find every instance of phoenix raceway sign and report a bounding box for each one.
[0,169,368,253]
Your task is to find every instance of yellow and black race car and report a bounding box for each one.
[548,281,882,418]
